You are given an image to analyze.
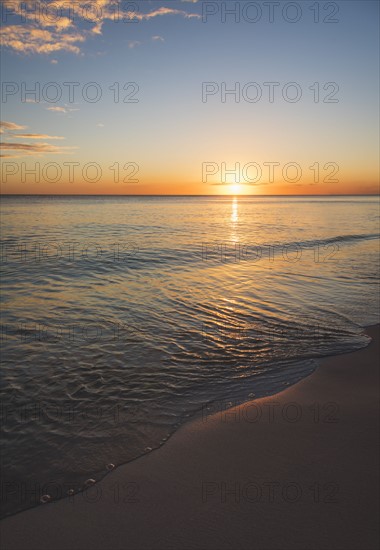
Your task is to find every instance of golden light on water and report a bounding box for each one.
[229,197,240,243]
[231,197,238,223]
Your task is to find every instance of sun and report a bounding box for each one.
[230,183,242,195]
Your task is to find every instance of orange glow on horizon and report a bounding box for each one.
[0,176,379,196]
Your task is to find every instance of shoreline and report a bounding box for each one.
[1,326,370,522]
[1,325,379,550]
[0,328,369,521]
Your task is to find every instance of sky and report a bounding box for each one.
[0,0,379,195]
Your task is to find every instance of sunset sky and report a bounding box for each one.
[0,0,379,195]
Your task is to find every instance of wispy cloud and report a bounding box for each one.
[128,40,141,49]
[0,120,76,157]
[0,142,77,158]
[0,121,27,132]
[13,134,65,140]
[46,106,79,114]
[152,35,165,42]
[1,1,200,55]
[134,7,201,20]
[47,106,67,113]
[1,142,75,153]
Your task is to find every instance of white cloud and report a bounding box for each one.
[47,106,67,113]
[134,7,201,20]
[128,40,141,49]
[152,35,165,42]
[46,106,79,113]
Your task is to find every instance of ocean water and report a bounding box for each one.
[1,195,379,517]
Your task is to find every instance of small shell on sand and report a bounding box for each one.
[144,446,152,452]
[106,463,115,471]
[40,495,51,504]
[84,478,96,488]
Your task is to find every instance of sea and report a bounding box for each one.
[1,195,379,517]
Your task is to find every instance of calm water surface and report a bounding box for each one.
[1,195,379,516]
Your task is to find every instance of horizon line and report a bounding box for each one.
[1,193,379,198]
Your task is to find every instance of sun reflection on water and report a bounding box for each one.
[231,197,238,223]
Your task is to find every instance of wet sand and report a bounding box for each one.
[1,325,379,550]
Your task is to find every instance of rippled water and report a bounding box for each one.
[1,195,379,517]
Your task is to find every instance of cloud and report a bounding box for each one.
[0,118,75,157]
[47,106,67,113]
[46,106,79,113]
[91,22,103,35]
[51,59,58,64]
[128,40,141,49]
[96,123,105,127]
[13,134,65,140]
[1,1,200,55]
[0,25,85,54]
[135,7,201,20]
[0,121,27,132]
[0,142,77,156]
[152,35,165,42]
[2,1,74,31]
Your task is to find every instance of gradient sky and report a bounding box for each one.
[0,0,379,194]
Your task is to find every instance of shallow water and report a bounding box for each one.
[1,195,379,517]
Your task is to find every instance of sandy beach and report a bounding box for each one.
[1,325,378,550]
